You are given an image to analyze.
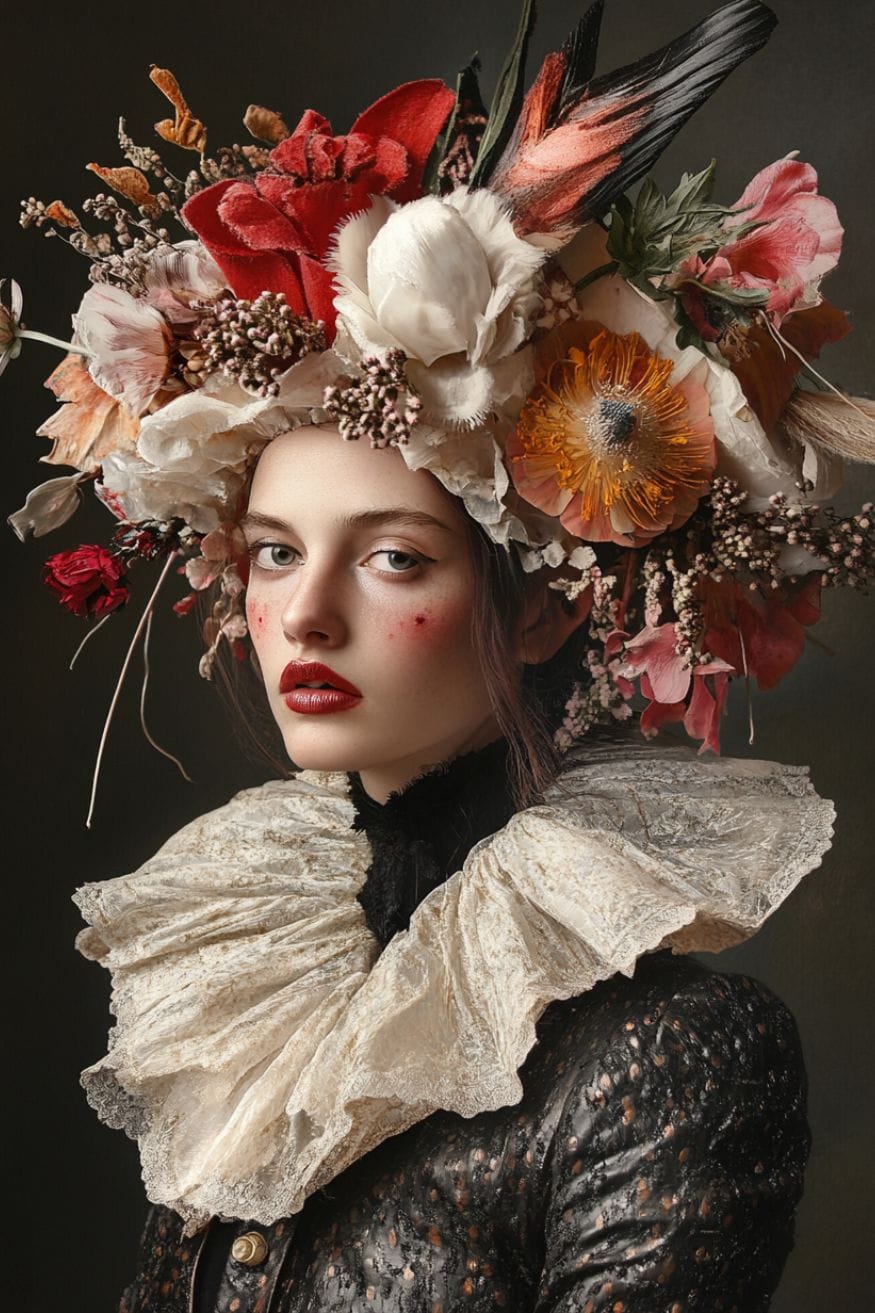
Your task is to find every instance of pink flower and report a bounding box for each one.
[625,622,691,703]
[74,284,172,416]
[676,155,843,337]
[625,623,733,753]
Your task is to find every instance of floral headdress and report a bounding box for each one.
[5,0,874,815]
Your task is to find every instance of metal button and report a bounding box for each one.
[231,1231,269,1266]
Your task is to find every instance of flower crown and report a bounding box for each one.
[5,0,874,801]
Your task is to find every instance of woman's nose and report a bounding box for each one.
[279,561,348,649]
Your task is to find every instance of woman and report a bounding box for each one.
[74,421,826,1312]
[4,1,871,1308]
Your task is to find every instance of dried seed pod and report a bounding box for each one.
[150,66,207,154]
[243,104,289,144]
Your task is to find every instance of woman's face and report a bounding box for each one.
[243,426,500,801]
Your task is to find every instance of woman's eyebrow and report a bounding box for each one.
[240,507,456,534]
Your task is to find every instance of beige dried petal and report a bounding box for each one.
[87,164,157,207]
[150,66,207,154]
[45,201,80,229]
[243,104,290,144]
[37,354,140,471]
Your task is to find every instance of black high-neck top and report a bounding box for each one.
[350,739,517,949]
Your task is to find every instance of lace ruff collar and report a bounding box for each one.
[74,740,834,1233]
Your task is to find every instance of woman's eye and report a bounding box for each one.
[369,549,425,574]
[249,542,300,570]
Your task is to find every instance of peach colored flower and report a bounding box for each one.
[508,322,716,547]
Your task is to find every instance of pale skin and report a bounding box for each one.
[243,426,586,802]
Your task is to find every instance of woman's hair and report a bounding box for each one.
[461,516,591,807]
[212,495,591,809]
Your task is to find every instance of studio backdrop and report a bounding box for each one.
[3,1,873,1308]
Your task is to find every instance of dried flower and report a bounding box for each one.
[74,283,172,416]
[45,201,80,229]
[37,353,140,470]
[86,164,158,208]
[243,104,290,144]
[43,544,130,618]
[8,472,87,541]
[118,118,167,176]
[323,351,422,447]
[190,292,326,396]
[0,278,24,376]
[150,66,207,154]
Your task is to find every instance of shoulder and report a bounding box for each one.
[143,770,356,862]
[534,952,807,1134]
[531,959,810,1309]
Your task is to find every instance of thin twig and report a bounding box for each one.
[85,552,178,829]
[139,610,193,782]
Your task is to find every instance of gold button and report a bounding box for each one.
[231,1231,269,1266]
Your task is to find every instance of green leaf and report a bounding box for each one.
[470,0,537,186]
[605,162,742,286]
[422,58,484,195]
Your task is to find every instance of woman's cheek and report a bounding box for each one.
[245,593,271,641]
[383,599,470,649]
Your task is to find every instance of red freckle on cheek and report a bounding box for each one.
[246,598,269,636]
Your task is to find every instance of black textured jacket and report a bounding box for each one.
[118,745,810,1313]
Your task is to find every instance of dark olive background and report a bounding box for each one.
[3,1,872,1307]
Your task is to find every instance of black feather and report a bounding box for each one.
[578,0,778,220]
[556,0,605,121]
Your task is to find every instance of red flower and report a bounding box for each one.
[182,80,455,337]
[675,155,843,340]
[43,545,130,618]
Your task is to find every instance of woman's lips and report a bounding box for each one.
[279,661,362,715]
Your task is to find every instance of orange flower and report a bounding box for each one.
[508,323,716,546]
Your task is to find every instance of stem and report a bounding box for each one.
[763,316,872,422]
[139,610,193,783]
[18,329,89,357]
[85,552,178,829]
[574,261,619,293]
[69,614,111,671]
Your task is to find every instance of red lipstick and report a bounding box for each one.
[279,661,362,715]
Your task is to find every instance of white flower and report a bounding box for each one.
[0,278,24,377]
[400,414,563,553]
[7,472,85,540]
[559,223,840,508]
[331,187,546,425]
[74,283,171,417]
[99,349,345,532]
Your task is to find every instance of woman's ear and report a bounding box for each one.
[512,572,592,665]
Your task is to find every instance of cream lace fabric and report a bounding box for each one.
[74,741,834,1234]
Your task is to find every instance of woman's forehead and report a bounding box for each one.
[247,427,463,531]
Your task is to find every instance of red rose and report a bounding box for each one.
[182,79,455,336]
[43,544,130,618]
